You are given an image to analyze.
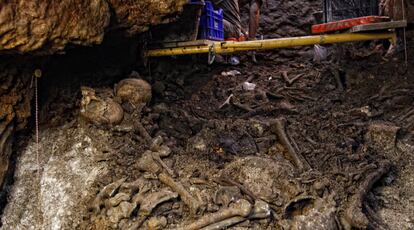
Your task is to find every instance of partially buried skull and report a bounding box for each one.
[115,78,152,108]
[80,86,124,126]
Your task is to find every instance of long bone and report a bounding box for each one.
[128,190,178,229]
[201,200,271,230]
[172,199,252,230]
[136,150,201,216]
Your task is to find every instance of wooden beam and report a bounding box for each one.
[349,20,407,33]
[149,40,214,49]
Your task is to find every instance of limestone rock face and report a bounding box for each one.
[0,61,33,199]
[0,0,110,54]
[107,0,188,35]
[0,0,187,54]
[1,126,110,230]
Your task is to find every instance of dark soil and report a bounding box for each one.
[2,1,414,229]
[21,35,414,229]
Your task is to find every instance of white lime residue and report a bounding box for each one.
[1,127,109,230]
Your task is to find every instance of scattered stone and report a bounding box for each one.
[242,82,257,91]
[365,122,400,156]
[250,200,271,219]
[221,156,301,204]
[221,70,241,77]
[290,197,338,230]
[349,106,372,118]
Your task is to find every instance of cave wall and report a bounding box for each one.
[107,0,188,35]
[0,0,187,55]
[0,58,33,199]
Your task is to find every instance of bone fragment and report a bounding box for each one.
[139,190,178,216]
[131,184,151,205]
[201,200,271,230]
[107,201,137,224]
[173,199,252,230]
[119,178,147,195]
[105,193,130,209]
[91,178,126,214]
[344,162,391,229]
[271,118,310,171]
[136,151,162,174]
[201,217,245,230]
[150,135,164,151]
[129,190,178,229]
[159,172,201,216]
[153,154,175,177]
[147,216,168,230]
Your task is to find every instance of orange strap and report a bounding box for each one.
[225,36,247,42]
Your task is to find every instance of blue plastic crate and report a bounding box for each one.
[198,1,224,41]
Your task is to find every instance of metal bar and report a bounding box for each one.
[146,32,396,57]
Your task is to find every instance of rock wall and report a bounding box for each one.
[1,126,110,230]
[0,0,187,54]
[107,0,188,35]
[0,58,33,202]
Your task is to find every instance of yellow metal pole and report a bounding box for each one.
[147,32,396,57]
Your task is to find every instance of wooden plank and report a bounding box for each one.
[349,20,407,33]
[150,40,215,49]
[311,16,390,34]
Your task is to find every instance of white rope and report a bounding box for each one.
[33,69,45,227]
[33,69,42,177]
[35,77,40,175]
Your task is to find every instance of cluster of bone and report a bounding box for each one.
[92,134,274,229]
[136,136,202,217]
[171,199,271,230]
[90,176,178,229]
[80,77,152,126]
[136,137,273,229]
